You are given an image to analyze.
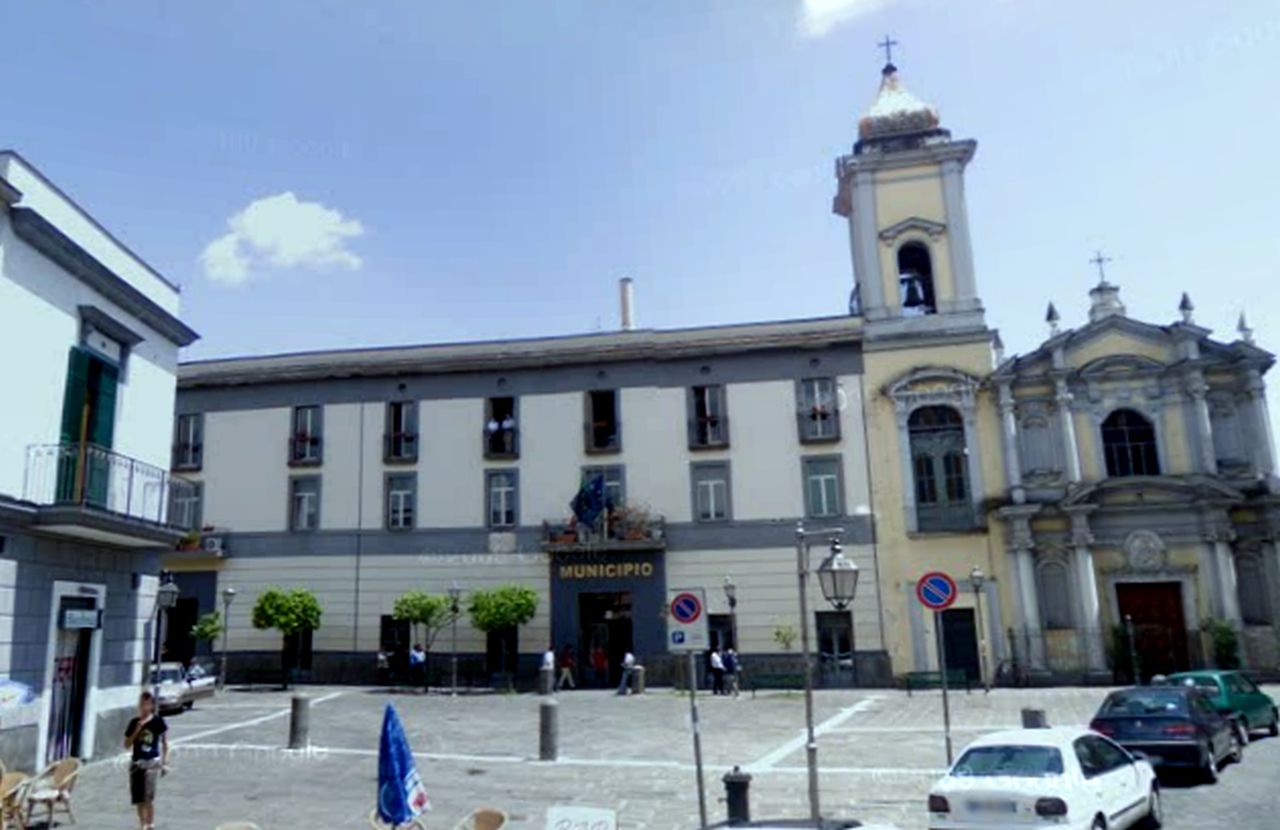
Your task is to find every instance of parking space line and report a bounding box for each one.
[172,690,345,745]
[745,695,882,772]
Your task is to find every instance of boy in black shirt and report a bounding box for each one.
[123,691,168,830]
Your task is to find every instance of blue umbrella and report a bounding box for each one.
[378,702,429,825]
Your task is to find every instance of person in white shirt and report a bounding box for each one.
[709,648,726,695]
[616,651,637,695]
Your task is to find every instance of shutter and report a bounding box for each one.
[89,361,119,449]
[59,348,92,444]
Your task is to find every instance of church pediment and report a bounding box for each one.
[1077,353,1167,379]
[883,365,983,411]
[1062,475,1245,508]
[878,216,947,245]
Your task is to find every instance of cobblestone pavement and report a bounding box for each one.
[63,683,1280,829]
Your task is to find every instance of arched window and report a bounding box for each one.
[1101,409,1160,477]
[1035,558,1073,630]
[908,406,970,531]
[1237,554,1273,625]
[897,242,936,316]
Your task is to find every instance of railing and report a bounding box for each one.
[483,427,519,459]
[384,431,418,463]
[24,443,196,529]
[583,422,621,454]
[796,408,841,443]
[543,513,666,548]
[688,416,729,449]
[1004,625,1215,684]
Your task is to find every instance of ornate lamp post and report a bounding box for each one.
[151,571,179,698]
[722,576,738,650]
[969,567,989,691]
[219,587,236,692]
[795,522,860,824]
[448,581,462,696]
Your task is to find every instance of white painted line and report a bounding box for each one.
[824,725,1023,734]
[745,695,882,772]
[172,690,345,745]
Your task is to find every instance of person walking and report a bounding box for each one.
[724,648,741,698]
[616,651,637,695]
[590,645,608,687]
[556,645,577,691]
[409,643,426,690]
[124,690,168,830]
[709,647,726,695]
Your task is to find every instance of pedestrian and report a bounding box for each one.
[616,651,637,695]
[557,645,577,691]
[124,690,168,830]
[591,645,608,686]
[724,648,740,698]
[709,647,726,695]
[409,643,426,690]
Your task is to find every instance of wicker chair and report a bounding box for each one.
[0,772,29,830]
[25,757,80,826]
[454,809,507,830]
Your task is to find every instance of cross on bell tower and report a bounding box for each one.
[878,35,899,66]
[1089,250,1112,284]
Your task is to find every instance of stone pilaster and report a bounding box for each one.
[1054,377,1082,483]
[1186,371,1218,473]
[998,382,1025,504]
[1246,369,1277,479]
[1065,505,1106,672]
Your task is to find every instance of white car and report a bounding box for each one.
[927,727,1161,830]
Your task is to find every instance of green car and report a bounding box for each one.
[1167,670,1279,741]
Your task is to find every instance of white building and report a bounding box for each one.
[0,151,198,768]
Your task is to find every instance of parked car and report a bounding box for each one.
[1164,670,1279,742]
[927,726,1160,830]
[150,661,217,713]
[1090,686,1240,783]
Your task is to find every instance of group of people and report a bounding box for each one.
[542,644,625,690]
[707,646,741,696]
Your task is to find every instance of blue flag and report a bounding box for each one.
[571,473,606,526]
[378,702,429,824]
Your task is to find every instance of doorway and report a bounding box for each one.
[1116,581,1189,680]
[940,608,980,682]
[578,592,632,687]
[46,597,95,764]
[816,611,856,687]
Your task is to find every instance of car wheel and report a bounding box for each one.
[1270,708,1279,738]
[1140,785,1163,829]
[1236,718,1250,746]
[1228,733,1243,766]
[183,700,194,711]
[1202,746,1219,784]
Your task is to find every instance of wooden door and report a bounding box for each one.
[1116,582,1189,680]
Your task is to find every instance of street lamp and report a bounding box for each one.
[722,576,738,650]
[795,522,860,824]
[151,571,179,698]
[969,567,988,691]
[448,581,462,696]
[219,587,236,692]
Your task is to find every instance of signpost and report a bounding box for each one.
[667,588,709,829]
[916,571,958,765]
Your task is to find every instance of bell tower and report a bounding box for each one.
[833,59,984,332]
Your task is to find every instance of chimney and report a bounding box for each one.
[619,277,635,331]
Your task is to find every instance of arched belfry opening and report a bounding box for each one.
[897,242,936,316]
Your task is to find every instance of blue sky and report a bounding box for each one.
[5,1,1278,361]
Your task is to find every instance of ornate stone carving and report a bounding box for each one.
[1123,530,1167,571]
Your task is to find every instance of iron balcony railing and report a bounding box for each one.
[24,443,196,529]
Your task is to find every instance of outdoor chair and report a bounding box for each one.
[453,808,507,830]
[368,809,428,830]
[24,757,80,827]
[0,772,29,830]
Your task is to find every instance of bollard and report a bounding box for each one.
[722,766,752,825]
[1021,708,1048,729]
[288,694,311,749]
[633,665,646,695]
[539,697,558,761]
[539,665,555,695]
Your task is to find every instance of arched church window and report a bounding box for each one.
[897,242,936,316]
[1035,558,1073,630]
[1101,409,1160,477]
[1237,553,1273,625]
[908,405,970,531]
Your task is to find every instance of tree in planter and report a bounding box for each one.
[190,611,225,659]
[251,588,322,689]
[1201,617,1241,669]
[468,585,538,688]
[392,591,457,689]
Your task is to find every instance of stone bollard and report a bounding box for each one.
[1021,708,1048,729]
[288,694,311,749]
[539,697,558,761]
[632,665,646,695]
[722,766,752,825]
[539,665,555,695]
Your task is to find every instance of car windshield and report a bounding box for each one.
[1177,676,1218,690]
[150,667,184,684]
[952,745,1064,778]
[1101,691,1188,715]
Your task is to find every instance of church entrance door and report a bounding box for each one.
[1116,581,1190,680]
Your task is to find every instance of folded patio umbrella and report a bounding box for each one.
[378,702,430,825]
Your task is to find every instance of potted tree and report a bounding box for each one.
[468,585,538,690]
[251,588,322,690]
[392,590,457,691]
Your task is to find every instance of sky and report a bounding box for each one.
[5,0,1279,362]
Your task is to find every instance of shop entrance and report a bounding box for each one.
[46,596,95,764]
[578,592,632,687]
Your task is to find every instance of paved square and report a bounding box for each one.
[67,684,1280,829]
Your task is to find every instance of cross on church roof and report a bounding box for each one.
[1089,250,1112,284]
[878,35,899,65]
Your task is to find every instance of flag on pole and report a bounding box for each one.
[378,702,429,825]
[571,473,606,527]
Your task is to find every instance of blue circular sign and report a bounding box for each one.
[916,571,957,610]
[671,592,703,624]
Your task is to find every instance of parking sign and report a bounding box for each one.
[666,588,709,652]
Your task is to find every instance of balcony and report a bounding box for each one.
[23,443,196,547]
[483,427,519,460]
[542,508,666,553]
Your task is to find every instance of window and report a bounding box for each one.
[486,469,518,529]
[170,482,203,531]
[797,378,840,443]
[1073,736,1129,778]
[688,385,729,448]
[386,473,416,531]
[816,610,853,666]
[585,390,621,452]
[289,476,321,531]
[289,405,323,465]
[897,242,936,316]
[385,401,418,463]
[952,746,1064,778]
[691,462,731,522]
[173,413,203,470]
[803,457,843,518]
[1036,558,1073,630]
[1237,554,1273,625]
[909,406,972,532]
[1101,409,1160,477]
[582,465,625,510]
[484,396,519,459]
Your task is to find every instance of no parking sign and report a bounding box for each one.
[666,588,709,652]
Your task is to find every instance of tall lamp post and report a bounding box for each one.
[722,576,738,650]
[151,571,180,698]
[219,587,236,692]
[795,521,860,824]
[969,567,989,692]
[448,581,462,696]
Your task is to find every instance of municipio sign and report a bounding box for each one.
[666,588,709,652]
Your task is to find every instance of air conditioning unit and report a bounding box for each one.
[201,535,226,556]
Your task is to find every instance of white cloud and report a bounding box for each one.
[799,0,897,38]
[201,192,365,286]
